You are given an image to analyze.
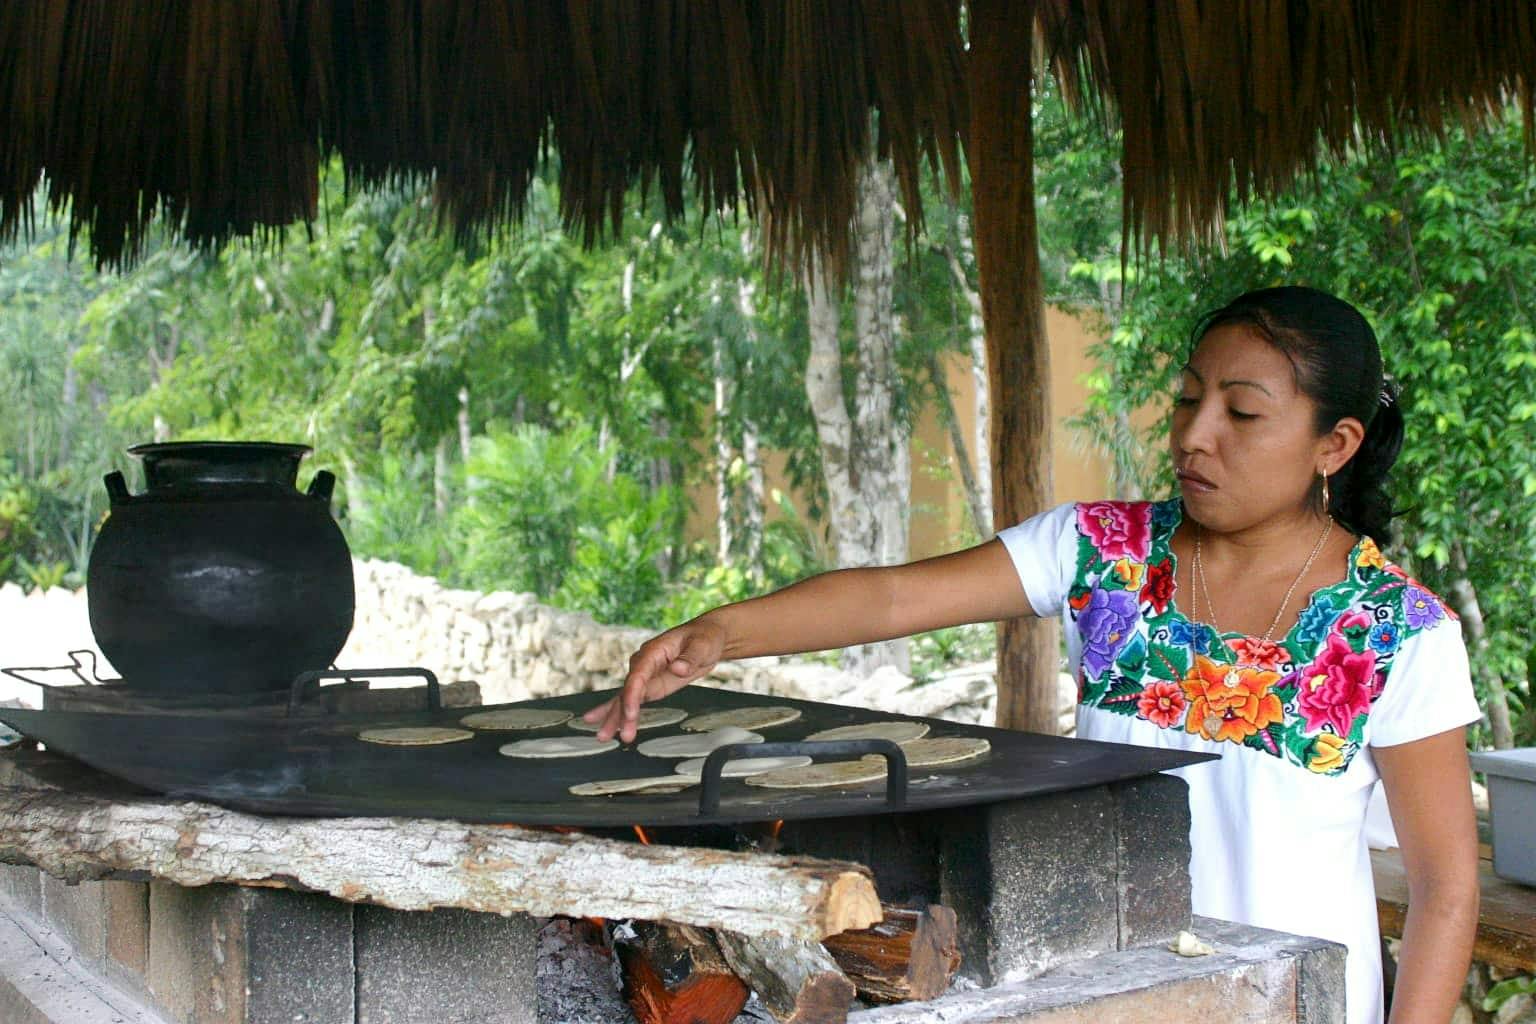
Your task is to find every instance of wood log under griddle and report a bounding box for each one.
[716,929,856,1024]
[618,921,749,1024]
[822,904,960,1003]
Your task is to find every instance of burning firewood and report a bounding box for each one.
[715,930,856,1024]
[617,920,750,1024]
[822,904,960,1003]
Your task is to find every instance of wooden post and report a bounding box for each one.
[967,0,1062,735]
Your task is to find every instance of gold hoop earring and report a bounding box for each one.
[1320,470,1331,513]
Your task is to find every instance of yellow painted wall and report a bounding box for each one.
[685,306,1127,561]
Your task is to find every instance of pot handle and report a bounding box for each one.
[695,738,909,817]
[306,470,337,505]
[103,471,132,505]
[287,667,443,717]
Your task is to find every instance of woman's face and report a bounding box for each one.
[1170,324,1341,533]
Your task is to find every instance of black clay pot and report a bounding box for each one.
[86,442,355,694]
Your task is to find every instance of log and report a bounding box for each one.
[617,921,749,1024]
[0,771,880,942]
[822,904,960,1003]
[716,929,856,1024]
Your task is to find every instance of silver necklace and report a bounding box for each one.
[1193,517,1334,643]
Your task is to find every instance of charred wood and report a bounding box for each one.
[822,904,960,1003]
[617,921,749,1024]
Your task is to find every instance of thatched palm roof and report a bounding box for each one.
[4,1,1533,734]
[3,3,1532,269]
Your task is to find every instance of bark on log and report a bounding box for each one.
[618,921,750,1024]
[716,930,856,1024]
[0,783,880,941]
[822,904,960,1003]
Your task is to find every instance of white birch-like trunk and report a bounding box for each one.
[735,240,766,582]
[433,434,449,518]
[945,211,993,533]
[713,310,735,566]
[800,159,910,677]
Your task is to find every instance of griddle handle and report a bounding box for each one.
[286,667,443,716]
[696,739,909,817]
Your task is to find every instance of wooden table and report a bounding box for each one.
[1373,845,1536,973]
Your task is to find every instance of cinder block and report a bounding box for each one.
[1290,935,1348,1023]
[105,881,150,978]
[0,864,42,916]
[355,905,541,1024]
[148,882,354,1024]
[1109,773,1192,949]
[939,786,1119,985]
[41,875,109,961]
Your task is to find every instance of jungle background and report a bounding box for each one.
[2,86,1534,749]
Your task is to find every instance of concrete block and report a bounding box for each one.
[148,882,354,1024]
[355,905,542,1024]
[939,786,1119,985]
[38,876,150,979]
[1109,773,1192,949]
[1290,934,1348,1023]
[0,864,42,916]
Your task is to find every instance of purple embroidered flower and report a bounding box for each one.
[1403,586,1444,630]
[1079,588,1140,680]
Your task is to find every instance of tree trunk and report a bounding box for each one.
[714,325,735,566]
[928,351,989,539]
[845,157,909,676]
[736,241,767,583]
[969,0,1061,734]
[1447,543,1513,749]
[457,386,472,462]
[945,208,993,530]
[433,434,450,518]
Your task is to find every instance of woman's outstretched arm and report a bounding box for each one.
[587,538,1033,741]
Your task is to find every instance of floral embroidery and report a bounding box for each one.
[1403,586,1444,630]
[1077,501,1152,563]
[1226,636,1289,672]
[1294,633,1380,736]
[1068,499,1455,777]
[1079,588,1140,679]
[1137,680,1187,728]
[1307,732,1348,774]
[1181,657,1285,744]
[1141,557,1175,614]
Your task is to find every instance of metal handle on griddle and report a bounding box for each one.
[1,650,120,689]
[286,667,443,716]
[696,739,909,817]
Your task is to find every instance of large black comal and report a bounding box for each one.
[86,442,355,694]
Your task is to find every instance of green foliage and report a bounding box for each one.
[1484,975,1536,1012]
[910,623,997,683]
[454,423,677,625]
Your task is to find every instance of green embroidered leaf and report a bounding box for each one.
[1098,678,1146,717]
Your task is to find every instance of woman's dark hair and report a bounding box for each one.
[1191,286,1404,543]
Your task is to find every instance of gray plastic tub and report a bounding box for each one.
[1469,747,1536,887]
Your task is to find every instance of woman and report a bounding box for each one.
[586,286,1480,1024]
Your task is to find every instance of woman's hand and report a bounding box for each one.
[585,616,727,742]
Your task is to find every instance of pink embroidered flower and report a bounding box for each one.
[1077,502,1152,563]
[1225,636,1289,672]
[1137,680,1187,728]
[1335,610,1373,633]
[1295,633,1379,736]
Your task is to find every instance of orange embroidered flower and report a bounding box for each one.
[1355,538,1387,571]
[1111,557,1146,592]
[1181,655,1284,744]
